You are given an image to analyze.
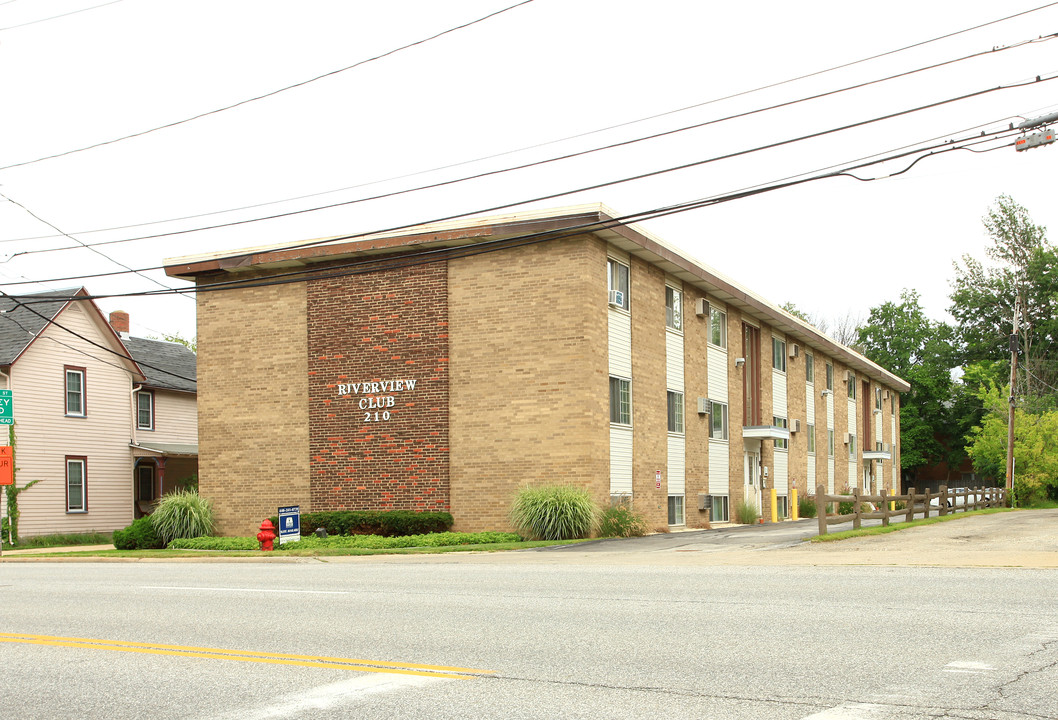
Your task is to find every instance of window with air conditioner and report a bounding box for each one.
[607,259,629,311]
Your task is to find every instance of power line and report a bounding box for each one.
[0,0,123,32]
[0,0,535,172]
[14,123,1018,303]
[6,6,1058,245]
[4,70,1051,286]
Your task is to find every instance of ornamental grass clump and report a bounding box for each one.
[508,485,600,541]
[150,489,215,544]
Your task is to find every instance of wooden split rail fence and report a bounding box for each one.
[814,485,1008,536]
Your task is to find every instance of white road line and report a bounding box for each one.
[801,703,891,719]
[142,586,351,595]
[205,674,444,719]
[943,661,994,674]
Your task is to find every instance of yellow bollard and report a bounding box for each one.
[791,486,799,521]
[770,487,778,523]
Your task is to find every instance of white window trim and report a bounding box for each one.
[772,337,787,373]
[665,285,683,333]
[607,258,630,313]
[65,367,86,417]
[136,390,154,431]
[609,376,632,427]
[709,400,729,441]
[667,390,684,435]
[66,457,87,513]
[708,308,728,349]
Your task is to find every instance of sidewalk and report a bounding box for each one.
[1,544,114,556]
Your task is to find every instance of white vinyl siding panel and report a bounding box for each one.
[807,455,817,491]
[608,310,632,378]
[9,302,139,537]
[806,383,815,421]
[772,369,787,417]
[849,457,858,490]
[144,390,197,444]
[666,329,684,391]
[707,346,728,401]
[828,456,835,494]
[826,393,835,494]
[610,426,633,496]
[708,440,729,495]
[875,408,884,446]
[848,398,857,437]
[667,435,685,495]
[774,448,788,494]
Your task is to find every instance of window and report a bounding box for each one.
[710,495,729,523]
[136,390,154,430]
[849,434,857,459]
[709,401,729,440]
[668,495,685,525]
[773,416,788,449]
[776,495,789,519]
[875,387,882,411]
[607,259,629,311]
[890,393,895,414]
[826,363,834,391]
[807,423,816,453]
[709,308,727,348]
[828,429,835,457]
[772,337,787,372]
[848,372,857,399]
[609,376,631,425]
[665,287,682,331]
[66,457,87,512]
[805,354,814,383]
[667,391,684,433]
[137,463,155,502]
[65,367,86,417]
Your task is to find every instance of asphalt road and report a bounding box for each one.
[1,511,1056,719]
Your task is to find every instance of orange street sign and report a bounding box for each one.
[0,446,12,485]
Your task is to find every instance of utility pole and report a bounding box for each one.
[1006,297,1020,496]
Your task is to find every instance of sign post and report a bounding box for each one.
[277,505,301,545]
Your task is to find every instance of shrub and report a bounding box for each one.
[169,536,258,551]
[113,516,165,550]
[508,485,600,540]
[598,502,647,538]
[266,510,453,538]
[798,495,817,519]
[838,500,855,515]
[280,531,521,550]
[734,500,759,524]
[150,489,215,544]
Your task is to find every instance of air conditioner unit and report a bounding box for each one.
[843,433,851,445]
[697,397,710,415]
[883,390,890,400]
[791,419,801,432]
[608,290,624,307]
[790,344,800,358]
[695,298,709,318]
[882,442,890,452]
[844,370,851,382]
[698,493,712,511]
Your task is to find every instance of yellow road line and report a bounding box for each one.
[0,633,491,679]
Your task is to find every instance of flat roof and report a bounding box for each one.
[165,204,910,393]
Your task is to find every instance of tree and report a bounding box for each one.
[149,332,197,354]
[856,289,955,479]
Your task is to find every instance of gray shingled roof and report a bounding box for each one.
[123,337,197,393]
[0,289,76,365]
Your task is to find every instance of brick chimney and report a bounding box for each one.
[109,310,130,335]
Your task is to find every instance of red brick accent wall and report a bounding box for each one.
[306,262,449,511]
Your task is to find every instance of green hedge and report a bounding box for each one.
[266,510,453,538]
[113,516,166,550]
[168,531,519,551]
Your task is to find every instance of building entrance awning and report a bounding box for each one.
[131,442,199,458]
[742,425,790,441]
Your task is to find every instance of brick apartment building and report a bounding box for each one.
[165,205,908,535]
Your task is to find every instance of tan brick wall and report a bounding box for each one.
[683,286,710,527]
[787,342,807,499]
[834,360,851,492]
[448,235,609,532]
[196,277,310,536]
[727,308,745,511]
[813,357,828,495]
[759,322,774,520]
[629,256,668,529]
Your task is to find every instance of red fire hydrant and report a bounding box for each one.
[257,519,276,551]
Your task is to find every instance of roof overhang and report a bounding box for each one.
[131,442,199,458]
[164,204,910,393]
[863,450,892,461]
[742,425,791,441]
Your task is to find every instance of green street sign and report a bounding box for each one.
[0,389,12,425]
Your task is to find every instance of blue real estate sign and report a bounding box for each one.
[277,505,301,545]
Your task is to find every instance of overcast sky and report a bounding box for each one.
[2,0,1057,343]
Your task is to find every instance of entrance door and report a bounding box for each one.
[863,460,873,495]
[744,449,761,512]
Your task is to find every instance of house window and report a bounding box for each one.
[137,463,155,502]
[136,390,154,430]
[668,495,685,525]
[609,376,631,425]
[890,393,895,414]
[665,287,682,331]
[772,337,787,372]
[65,367,86,417]
[807,423,816,453]
[709,401,729,440]
[875,387,882,411]
[828,429,835,457]
[805,354,814,383]
[826,363,834,391]
[849,434,857,459]
[710,495,729,522]
[607,259,629,311]
[66,457,87,512]
[667,391,684,434]
[848,372,857,399]
[773,416,788,449]
[709,308,727,348]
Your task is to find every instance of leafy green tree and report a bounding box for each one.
[856,289,955,480]
[149,332,197,354]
